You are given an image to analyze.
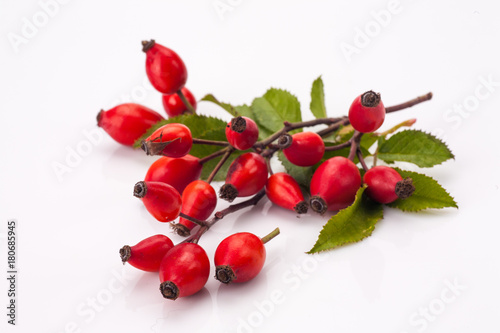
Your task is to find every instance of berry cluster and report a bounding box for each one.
[98,40,444,300]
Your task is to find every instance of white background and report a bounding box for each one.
[1,0,499,332]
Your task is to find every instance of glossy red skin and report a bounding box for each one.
[162,87,197,118]
[97,103,163,146]
[145,43,187,95]
[159,243,210,298]
[283,131,325,166]
[139,182,182,222]
[127,235,174,272]
[178,180,217,231]
[144,155,202,194]
[265,173,305,211]
[214,232,266,283]
[310,156,361,211]
[145,123,193,158]
[225,117,259,150]
[364,166,403,204]
[348,95,385,133]
[226,152,268,197]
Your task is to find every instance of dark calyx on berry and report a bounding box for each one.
[215,265,237,284]
[294,201,309,215]
[277,133,293,149]
[395,177,415,199]
[171,223,191,237]
[133,181,147,198]
[141,138,179,156]
[309,196,327,215]
[160,281,180,300]
[141,39,155,53]
[119,245,131,263]
[361,91,381,107]
[219,184,238,202]
[96,110,104,125]
[231,116,247,133]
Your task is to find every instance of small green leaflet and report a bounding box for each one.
[251,88,302,137]
[308,186,384,253]
[132,114,243,182]
[310,76,327,119]
[388,168,458,211]
[377,130,454,167]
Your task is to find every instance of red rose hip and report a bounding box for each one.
[363,166,415,204]
[173,180,217,236]
[219,152,268,202]
[142,40,188,95]
[310,156,361,213]
[144,155,202,194]
[214,228,279,284]
[225,116,259,150]
[348,90,385,133]
[162,87,197,117]
[119,234,174,272]
[283,131,325,166]
[159,243,210,300]
[265,173,308,214]
[134,181,182,222]
[97,103,164,146]
[141,123,193,158]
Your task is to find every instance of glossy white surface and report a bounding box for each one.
[1,0,499,332]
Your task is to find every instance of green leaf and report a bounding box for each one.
[277,151,314,190]
[308,186,384,253]
[388,168,458,211]
[377,130,454,167]
[251,88,302,137]
[201,94,238,116]
[133,114,243,182]
[310,76,327,119]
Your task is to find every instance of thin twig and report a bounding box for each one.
[182,189,267,244]
[385,92,433,113]
[206,147,234,184]
[347,131,363,161]
[192,138,229,146]
[356,149,369,172]
[178,213,208,227]
[324,140,352,152]
[198,148,230,165]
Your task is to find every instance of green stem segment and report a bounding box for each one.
[261,227,280,244]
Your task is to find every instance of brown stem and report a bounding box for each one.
[324,141,352,151]
[265,156,274,175]
[347,131,363,161]
[357,149,369,172]
[182,189,267,244]
[198,148,229,165]
[254,117,345,149]
[386,92,433,113]
[177,89,196,114]
[206,147,234,184]
[192,138,229,146]
[178,212,208,227]
[316,118,350,137]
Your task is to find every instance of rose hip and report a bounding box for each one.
[97,103,163,146]
[119,234,174,272]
